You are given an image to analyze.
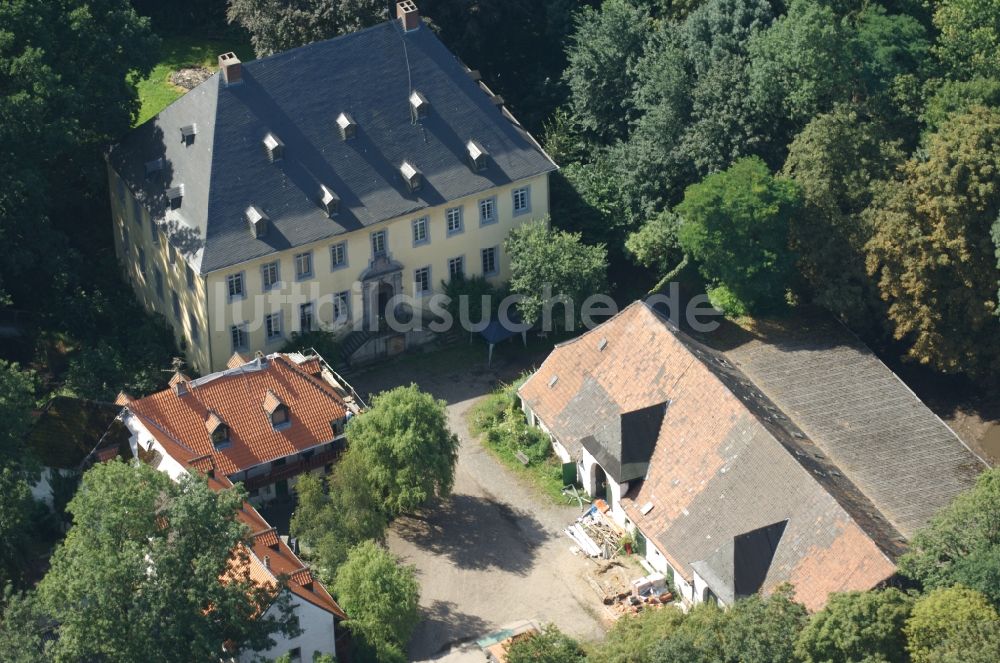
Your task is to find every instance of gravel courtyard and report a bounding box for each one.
[349,347,608,661]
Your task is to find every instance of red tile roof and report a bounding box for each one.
[127,354,349,476]
[207,473,345,618]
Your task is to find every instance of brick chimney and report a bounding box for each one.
[218,52,242,86]
[397,1,420,32]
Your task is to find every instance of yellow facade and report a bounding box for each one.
[111,162,549,373]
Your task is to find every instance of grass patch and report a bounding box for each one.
[135,35,252,126]
[468,375,571,504]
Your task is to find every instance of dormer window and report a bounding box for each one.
[180,124,197,145]
[400,161,422,193]
[245,205,268,238]
[466,140,488,172]
[319,185,340,216]
[205,411,231,449]
[336,112,357,140]
[409,90,429,121]
[166,185,184,210]
[331,417,346,437]
[262,133,284,162]
[263,390,290,429]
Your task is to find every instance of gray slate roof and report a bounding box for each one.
[108,21,556,274]
[717,319,988,538]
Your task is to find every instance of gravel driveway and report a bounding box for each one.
[349,348,608,661]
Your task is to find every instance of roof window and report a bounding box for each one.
[263,390,290,429]
[205,411,231,449]
[262,133,284,162]
[180,124,197,145]
[466,140,488,172]
[319,185,340,216]
[166,184,184,210]
[245,205,269,238]
[336,112,357,140]
[409,90,429,121]
[400,161,422,193]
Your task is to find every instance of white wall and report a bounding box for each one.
[243,592,337,662]
[122,412,189,481]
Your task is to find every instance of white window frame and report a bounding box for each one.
[330,241,348,271]
[446,207,464,236]
[512,186,531,216]
[479,196,497,226]
[412,216,429,246]
[294,251,313,281]
[230,323,248,352]
[371,230,387,258]
[414,266,431,294]
[261,260,281,291]
[227,272,245,301]
[448,256,465,279]
[265,312,283,342]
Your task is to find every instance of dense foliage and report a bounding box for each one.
[33,460,297,661]
[506,219,609,328]
[333,540,420,663]
[226,0,385,57]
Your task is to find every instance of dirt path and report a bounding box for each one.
[349,350,608,661]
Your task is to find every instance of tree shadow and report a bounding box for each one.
[407,599,491,661]
[394,493,550,575]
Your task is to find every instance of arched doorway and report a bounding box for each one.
[593,463,609,506]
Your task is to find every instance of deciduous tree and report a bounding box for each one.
[676,156,801,315]
[505,624,585,663]
[782,105,903,329]
[795,589,915,663]
[333,540,419,663]
[865,107,1000,377]
[343,384,459,518]
[563,0,654,142]
[506,219,609,328]
[899,467,1000,606]
[38,460,297,662]
[226,0,385,57]
[905,586,1000,663]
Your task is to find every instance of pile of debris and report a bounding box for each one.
[611,572,674,617]
[170,67,213,90]
[565,501,623,559]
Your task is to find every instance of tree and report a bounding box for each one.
[37,460,297,662]
[343,385,459,519]
[506,219,608,328]
[898,467,1000,606]
[922,78,1000,135]
[226,0,385,58]
[0,362,35,467]
[865,107,1000,377]
[650,589,807,663]
[676,156,801,315]
[933,0,1000,80]
[505,624,585,663]
[781,105,903,329]
[905,586,1000,663]
[333,541,419,663]
[0,588,48,663]
[290,467,387,579]
[795,589,915,663]
[625,210,683,276]
[748,0,852,133]
[588,606,686,663]
[563,0,654,142]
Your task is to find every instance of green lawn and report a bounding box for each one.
[135,35,252,126]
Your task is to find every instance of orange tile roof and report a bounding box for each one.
[206,473,345,618]
[127,354,349,476]
[520,302,897,611]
